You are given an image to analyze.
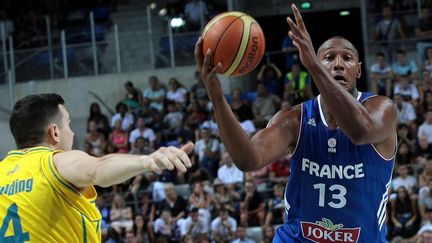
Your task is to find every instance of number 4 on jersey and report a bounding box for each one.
[0,203,30,242]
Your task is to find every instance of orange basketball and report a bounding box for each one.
[201,11,265,77]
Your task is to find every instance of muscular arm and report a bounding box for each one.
[287,4,397,145]
[195,38,300,171]
[308,63,397,144]
[54,143,193,189]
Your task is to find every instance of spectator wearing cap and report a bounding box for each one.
[210,206,237,243]
[232,226,255,243]
[129,116,156,148]
[418,110,432,144]
[217,152,244,186]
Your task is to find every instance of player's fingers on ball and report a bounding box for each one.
[169,146,192,168]
[194,37,204,67]
[203,48,212,72]
[209,62,221,78]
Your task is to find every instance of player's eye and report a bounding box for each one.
[344,55,353,61]
[325,55,334,61]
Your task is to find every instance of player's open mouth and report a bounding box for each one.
[333,74,347,83]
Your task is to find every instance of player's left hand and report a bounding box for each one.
[286,4,318,69]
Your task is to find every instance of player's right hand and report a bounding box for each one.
[194,37,223,98]
[141,142,194,174]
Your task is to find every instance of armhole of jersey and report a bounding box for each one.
[370,135,397,161]
[290,102,303,158]
[361,95,397,161]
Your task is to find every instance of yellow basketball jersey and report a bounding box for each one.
[0,146,102,242]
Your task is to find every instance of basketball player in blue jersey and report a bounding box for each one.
[195,4,397,243]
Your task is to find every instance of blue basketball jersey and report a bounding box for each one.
[274,92,395,243]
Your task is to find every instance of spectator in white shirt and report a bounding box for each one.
[394,94,417,125]
[392,164,417,194]
[211,207,237,242]
[418,110,432,144]
[217,152,244,185]
[129,116,156,148]
[180,208,208,241]
[142,76,166,111]
[111,103,135,131]
[166,78,188,107]
[194,128,220,178]
[232,226,256,243]
[393,75,420,101]
[370,52,393,97]
[418,179,432,223]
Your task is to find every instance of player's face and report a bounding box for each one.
[56,105,74,151]
[318,38,361,93]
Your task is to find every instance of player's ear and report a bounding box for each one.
[356,62,362,79]
[47,124,60,144]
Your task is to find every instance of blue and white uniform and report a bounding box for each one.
[274,92,395,243]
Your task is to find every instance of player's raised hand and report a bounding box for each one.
[194,37,223,97]
[142,142,194,174]
[286,4,318,69]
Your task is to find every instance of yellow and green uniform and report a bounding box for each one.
[0,146,102,242]
[286,71,309,98]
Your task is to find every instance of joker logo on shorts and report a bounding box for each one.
[300,218,361,243]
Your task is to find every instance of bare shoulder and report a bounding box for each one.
[362,95,397,112]
[267,104,302,128]
[53,150,95,165]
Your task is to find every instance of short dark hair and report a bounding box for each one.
[10,93,64,149]
[317,36,359,61]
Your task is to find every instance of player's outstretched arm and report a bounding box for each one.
[194,38,300,171]
[53,143,193,189]
[287,4,397,145]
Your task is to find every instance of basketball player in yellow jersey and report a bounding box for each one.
[0,93,194,242]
